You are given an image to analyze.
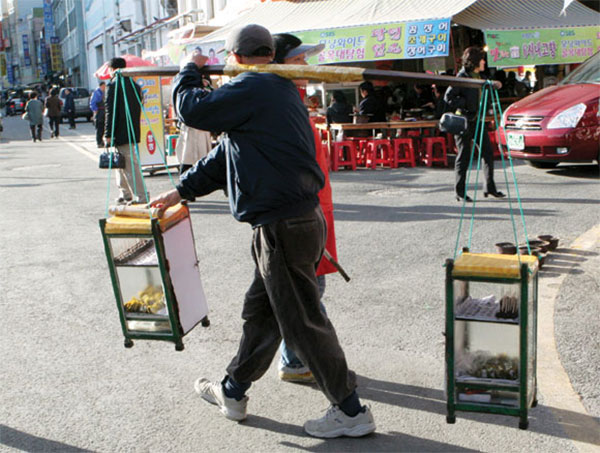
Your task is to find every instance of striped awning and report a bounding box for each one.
[454,0,600,30]
[198,0,479,44]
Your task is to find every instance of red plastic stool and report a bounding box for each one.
[346,137,368,167]
[390,138,417,168]
[420,136,448,167]
[364,139,393,169]
[331,140,357,171]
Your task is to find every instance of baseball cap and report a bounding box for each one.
[222,24,274,56]
[273,33,325,63]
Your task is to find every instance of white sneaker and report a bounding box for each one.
[194,378,248,421]
[304,405,376,438]
[279,365,316,383]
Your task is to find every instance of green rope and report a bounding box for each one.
[490,85,532,257]
[466,85,490,252]
[104,70,121,218]
[452,82,489,260]
[127,76,177,189]
[118,73,150,202]
[451,79,533,269]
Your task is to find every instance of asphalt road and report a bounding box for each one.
[1,116,598,452]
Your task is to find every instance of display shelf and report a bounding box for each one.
[113,239,158,266]
[454,296,519,324]
[445,252,538,429]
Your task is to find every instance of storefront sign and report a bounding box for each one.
[295,18,450,64]
[22,34,31,66]
[50,36,62,71]
[7,61,15,85]
[133,76,164,166]
[485,26,600,67]
[43,0,55,44]
[0,54,6,77]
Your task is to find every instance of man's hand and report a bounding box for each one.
[493,80,503,90]
[147,189,182,217]
[182,50,209,70]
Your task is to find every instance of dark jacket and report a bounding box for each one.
[104,76,142,146]
[64,92,75,112]
[326,102,353,124]
[358,94,386,122]
[173,63,324,227]
[44,95,62,117]
[444,68,482,120]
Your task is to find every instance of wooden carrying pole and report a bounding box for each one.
[122,64,487,88]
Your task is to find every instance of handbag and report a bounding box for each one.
[99,149,126,169]
[22,111,30,121]
[438,112,468,135]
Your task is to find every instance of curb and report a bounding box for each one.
[537,224,600,452]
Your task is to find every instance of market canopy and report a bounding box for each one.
[194,0,479,64]
[455,0,600,67]
[454,0,600,30]
[192,0,600,66]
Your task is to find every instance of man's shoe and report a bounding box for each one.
[115,196,133,205]
[304,405,376,438]
[194,378,248,421]
[279,365,316,383]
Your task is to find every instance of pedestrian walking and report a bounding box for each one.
[24,92,44,142]
[445,46,505,202]
[104,57,147,204]
[64,88,76,129]
[148,24,375,439]
[45,87,62,138]
[90,82,106,148]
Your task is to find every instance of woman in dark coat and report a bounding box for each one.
[444,47,505,202]
[326,90,353,124]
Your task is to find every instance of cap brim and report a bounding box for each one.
[286,43,325,59]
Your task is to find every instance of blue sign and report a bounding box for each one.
[22,34,31,66]
[43,0,55,42]
[404,18,450,59]
[7,62,15,85]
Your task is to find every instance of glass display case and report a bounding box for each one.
[445,252,539,429]
[100,203,209,351]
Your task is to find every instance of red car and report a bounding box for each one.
[498,51,600,169]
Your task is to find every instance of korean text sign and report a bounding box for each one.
[133,76,164,167]
[296,19,450,64]
[485,26,600,67]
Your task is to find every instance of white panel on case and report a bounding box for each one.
[162,217,208,334]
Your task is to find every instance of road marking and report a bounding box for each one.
[45,125,98,162]
[538,224,600,452]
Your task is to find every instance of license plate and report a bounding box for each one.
[507,133,524,151]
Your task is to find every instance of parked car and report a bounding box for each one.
[5,96,25,116]
[59,87,93,122]
[498,51,600,169]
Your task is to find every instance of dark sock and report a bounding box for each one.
[338,391,364,417]
[222,375,250,401]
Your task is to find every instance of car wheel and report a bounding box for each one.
[528,161,559,169]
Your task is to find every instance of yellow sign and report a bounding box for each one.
[133,76,164,166]
[0,54,6,76]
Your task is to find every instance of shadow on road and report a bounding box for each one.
[356,376,600,447]
[242,414,478,452]
[547,165,599,179]
[333,203,556,223]
[0,425,93,453]
[539,247,597,278]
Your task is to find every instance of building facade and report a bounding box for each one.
[52,0,88,87]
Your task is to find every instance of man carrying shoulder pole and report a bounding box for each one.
[148,24,375,439]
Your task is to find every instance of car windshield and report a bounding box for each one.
[75,88,89,98]
[560,51,600,85]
